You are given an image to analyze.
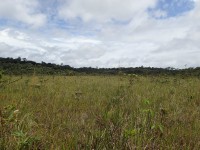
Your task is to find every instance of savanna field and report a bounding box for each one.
[1,75,200,149]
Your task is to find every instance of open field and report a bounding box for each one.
[1,75,200,149]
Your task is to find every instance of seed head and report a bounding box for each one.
[13,109,19,115]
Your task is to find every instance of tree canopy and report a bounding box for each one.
[1,57,200,76]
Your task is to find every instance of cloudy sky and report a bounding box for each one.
[0,0,199,68]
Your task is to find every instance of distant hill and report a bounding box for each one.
[1,57,200,76]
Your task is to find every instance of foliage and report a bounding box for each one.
[2,57,200,76]
[0,105,43,149]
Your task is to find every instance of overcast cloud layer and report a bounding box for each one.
[0,0,199,68]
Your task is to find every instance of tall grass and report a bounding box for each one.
[1,75,200,149]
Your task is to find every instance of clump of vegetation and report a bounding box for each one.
[1,75,200,149]
[0,105,43,149]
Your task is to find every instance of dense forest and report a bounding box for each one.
[1,57,200,76]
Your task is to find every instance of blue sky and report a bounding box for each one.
[0,0,200,68]
[150,0,195,18]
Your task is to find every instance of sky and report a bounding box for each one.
[0,0,199,68]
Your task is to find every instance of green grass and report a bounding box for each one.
[1,75,200,149]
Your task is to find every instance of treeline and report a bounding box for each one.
[1,57,200,76]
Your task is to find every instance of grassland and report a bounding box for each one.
[1,75,200,149]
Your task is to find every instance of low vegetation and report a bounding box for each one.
[1,74,200,149]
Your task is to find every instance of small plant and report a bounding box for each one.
[13,130,41,150]
[0,105,43,149]
[74,90,83,100]
[128,74,138,86]
[124,129,137,138]
[137,99,165,146]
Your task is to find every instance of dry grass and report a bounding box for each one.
[1,75,200,149]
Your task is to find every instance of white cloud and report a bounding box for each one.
[0,0,46,27]
[0,28,106,66]
[0,0,200,68]
[59,0,158,22]
[151,9,167,18]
